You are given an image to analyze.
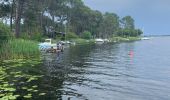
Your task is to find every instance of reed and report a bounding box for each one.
[0,39,39,60]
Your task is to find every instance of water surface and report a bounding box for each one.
[1,37,170,100]
[40,37,170,100]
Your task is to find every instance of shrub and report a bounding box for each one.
[31,33,42,41]
[81,31,92,39]
[20,32,43,41]
[20,32,30,40]
[65,32,79,40]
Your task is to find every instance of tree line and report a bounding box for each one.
[0,0,143,40]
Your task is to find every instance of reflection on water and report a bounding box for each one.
[39,37,170,100]
[1,37,170,100]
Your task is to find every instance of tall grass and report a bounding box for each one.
[0,39,39,60]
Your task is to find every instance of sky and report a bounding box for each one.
[83,0,170,35]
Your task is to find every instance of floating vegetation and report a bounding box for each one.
[39,93,46,96]
[32,90,38,92]
[32,85,38,88]
[0,94,18,100]
[0,58,46,99]
[23,94,32,99]
[26,77,38,83]
[21,87,28,90]
[27,88,34,92]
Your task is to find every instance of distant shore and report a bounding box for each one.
[67,36,141,45]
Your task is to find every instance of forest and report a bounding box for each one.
[0,0,143,41]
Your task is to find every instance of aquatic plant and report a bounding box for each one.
[0,39,40,60]
[0,58,46,99]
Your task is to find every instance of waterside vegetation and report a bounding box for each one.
[0,58,44,99]
[0,0,144,99]
[0,39,39,60]
[0,0,142,39]
[0,0,143,60]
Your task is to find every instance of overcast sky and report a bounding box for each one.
[83,0,170,35]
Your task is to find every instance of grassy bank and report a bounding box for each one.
[61,36,140,45]
[73,38,95,44]
[110,36,141,42]
[0,39,39,60]
[73,37,140,44]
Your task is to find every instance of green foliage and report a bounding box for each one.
[0,58,44,99]
[81,31,92,39]
[0,22,11,42]
[121,16,135,29]
[111,36,140,42]
[0,39,39,59]
[134,29,143,36]
[21,32,43,41]
[0,1,11,17]
[20,32,30,39]
[65,32,79,40]
[31,33,42,41]
[116,28,143,37]
[99,12,119,38]
[0,0,142,39]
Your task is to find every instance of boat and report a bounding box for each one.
[95,38,104,44]
[38,39,56,51]
[103,39,110,43]
[141,37,150,40]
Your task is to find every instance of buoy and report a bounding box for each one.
[129,50,134,58]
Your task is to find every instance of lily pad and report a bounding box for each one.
[32,90,38,92]
[14,74,22,78]
[14,95,20,98]
[26,77,38,82]
[2,82,8,84]
[32,85,38,88]
[8,95,17,100]
[4,87,16,92]
[39,93,46,96]
[0,93,5,97]
[23,95,32,99]
[3,83,9,87]
[12,63,23,67]
[27,88,34,92]
[22,87,28,90]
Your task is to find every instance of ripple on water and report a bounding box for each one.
[28,37,170,100]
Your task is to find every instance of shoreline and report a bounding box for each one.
[70,36,141,45]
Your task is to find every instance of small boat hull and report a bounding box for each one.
[95,39,104,44]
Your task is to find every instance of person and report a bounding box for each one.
[56,42,62,50]
[59,42,62,50]
[61,42,64,52]
[56,42,60,50]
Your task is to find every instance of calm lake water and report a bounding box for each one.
[1,37,170,100]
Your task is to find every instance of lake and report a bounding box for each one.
[1,37,170,100]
